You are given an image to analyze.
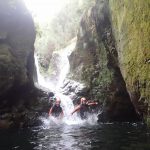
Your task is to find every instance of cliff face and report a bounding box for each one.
[69,0,150,122]
[0,0,38,128]
[69,4,112,100]
[0,0,35,97]
[109,0,150,103]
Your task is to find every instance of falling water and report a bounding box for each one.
[35,39,98,126]
[54,41,75,90]
[34,39,79,124]
[34,39,76,91]
[34,54,53,90]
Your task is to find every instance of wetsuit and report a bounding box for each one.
[51,105,63,117]
[80,104,89,119]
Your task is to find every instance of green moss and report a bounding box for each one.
[80,31,112,101]
[109,0,150,99]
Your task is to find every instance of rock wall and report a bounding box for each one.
[0,0,36,97]
[109,0,150,105]
[0,0,38,128]
[69,0,145,122]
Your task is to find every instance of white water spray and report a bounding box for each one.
[35,39,97,126]
[54,42,75,90]
[35,40,76,91]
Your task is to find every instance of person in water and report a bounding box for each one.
[71,97,98,119]
[49,97,64,119]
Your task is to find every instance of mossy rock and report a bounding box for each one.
[109,0,150,100]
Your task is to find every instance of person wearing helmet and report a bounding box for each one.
[49,97,64,119]
[71,97,98,119]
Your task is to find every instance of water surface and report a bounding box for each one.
[0,120,150,150]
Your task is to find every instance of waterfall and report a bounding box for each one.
[54,41,75,90]
[34,40,76,91]
[35,39,81,124]
[35,39,97,125]
[34,55,54,91]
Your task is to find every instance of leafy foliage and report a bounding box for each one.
[35,0,94,55]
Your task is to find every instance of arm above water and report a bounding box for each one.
[71,105,81,115]
[87,102,98,106]
[48,107,53,116]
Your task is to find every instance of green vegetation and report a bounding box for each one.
[81,37,112,101]
[70,6,113,102]
[109,0,150,99]
[35,0,94,55]
[33,0,95,75]
[34,0,95,75]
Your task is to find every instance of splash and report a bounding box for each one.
[34,39,98,126]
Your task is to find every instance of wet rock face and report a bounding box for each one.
[109,0,150,102]
[0,87,51,128]
[61,79,90,104]
[69,0,140,122]
[0,0,37,128]
[0,0,35,97]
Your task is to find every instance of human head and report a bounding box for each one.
[55,97,61,106]
[80,97,87,104]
